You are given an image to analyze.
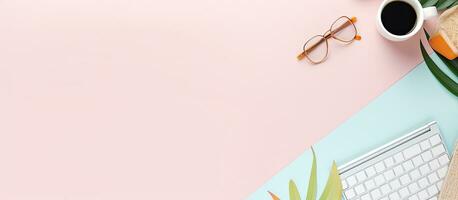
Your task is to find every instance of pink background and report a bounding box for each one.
[0,0,434,199]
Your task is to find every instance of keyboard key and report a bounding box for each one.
[403,160,414,171]
[354,184,365,195]
[420,140,431,150]
[431,145,446,156]
[342,180,348,189]
[419,164,431,175]
[429,135,441,146]
[384,157,395,167]
[409,195,419,200]
[393,165,404,176]
[384,170,395,181]
[438,154,450,165]
[412,155,424,167]
[399,187,410,198]
[410,169,421,180]
[346,176,357,187]
[429,159,440,170]
[374,174,385,186]
[400,174,411,185]
[437,180,444,189]
[345,189,356,199]
[356,171,367,182]
[364,179,376,190]
[418,190,429,200]
[394,152,404,163]
[428,172,439,183]
[427,185,439,196]
[408,182,420,193]
[389,192,401,200]
[365,166,376,177]
[403,144,421,159]
[361,194,371,200]
[418,177,429,188]
[421,151,433,161]
[371,189,382,199]
[390,179,401,190]
[380,184,391,195]
[437,166,448,178]
[375,162,386,173]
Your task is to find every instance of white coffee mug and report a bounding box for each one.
[376,0,438,41]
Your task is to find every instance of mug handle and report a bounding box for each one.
[423,6,438,20]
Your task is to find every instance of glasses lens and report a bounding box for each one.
[303,35,328,63]
[331,17,356,42]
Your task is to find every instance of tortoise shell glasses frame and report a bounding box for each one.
[297,16,361,64]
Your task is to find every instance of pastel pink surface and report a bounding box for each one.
[0,0,433,199]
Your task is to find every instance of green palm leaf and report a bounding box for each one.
[306,148,317,200]
[424,30,458,77]
[436,0,457,9]
[422,0,440,7]
[420,40,458,96]
[289,180,302,200]
[436,52,458,77]
[420,0,430,5]
[318,162,342,200]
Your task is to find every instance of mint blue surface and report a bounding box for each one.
[247,53,458,200]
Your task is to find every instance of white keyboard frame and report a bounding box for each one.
[338,121,450,199]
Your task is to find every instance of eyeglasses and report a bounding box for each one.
[297,16,361,64]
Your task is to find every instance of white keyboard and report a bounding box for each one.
[338,122,451,200]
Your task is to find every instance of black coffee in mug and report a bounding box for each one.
[381,1,417,36]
